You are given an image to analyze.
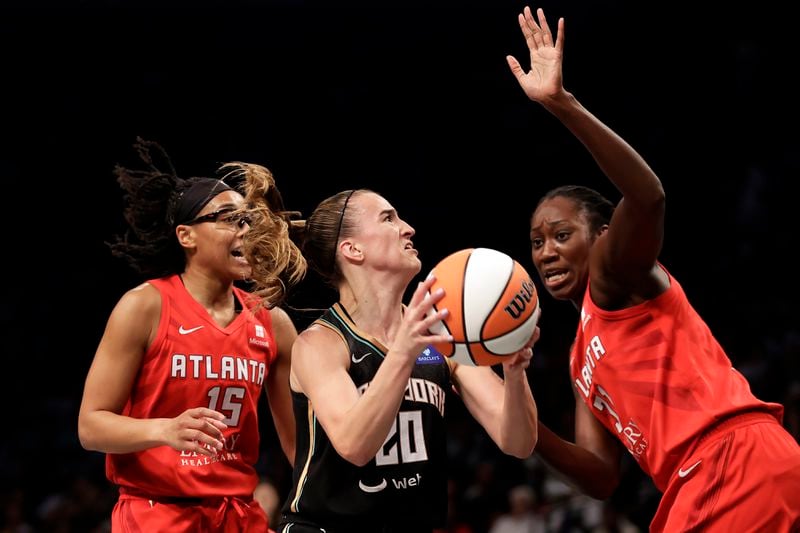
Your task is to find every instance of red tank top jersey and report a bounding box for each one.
[569,266,783,491]
[106,274,277,498]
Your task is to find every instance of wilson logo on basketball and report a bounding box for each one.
[504,278,536,319]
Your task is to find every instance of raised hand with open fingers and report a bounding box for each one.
[506,6,565,104]
[390,275,453,365]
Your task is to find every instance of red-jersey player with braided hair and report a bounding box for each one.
[78,138,306,532]
[508,6,800,531]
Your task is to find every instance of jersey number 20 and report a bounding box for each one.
[375,410,428,465]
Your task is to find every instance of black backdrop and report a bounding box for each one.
[1,0,798,529]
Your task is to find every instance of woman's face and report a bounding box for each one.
[529,196,594,304]
[346,192,420,276]
[180,190,252,281]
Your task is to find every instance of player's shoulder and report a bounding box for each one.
[298,320,343,343]
[105,282,162,333]
[268,305,292,327]
[295,321,347,356]
[290,322,350,379]
[116,282,161,314]
[269,305,301,347]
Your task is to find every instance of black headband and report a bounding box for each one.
[330,189,356,270]
[170,178,233,227]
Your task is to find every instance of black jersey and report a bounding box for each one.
[280,303,451,533]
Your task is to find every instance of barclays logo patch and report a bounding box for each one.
[416,346,443,365]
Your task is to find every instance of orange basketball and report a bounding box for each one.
[426,248,540,366]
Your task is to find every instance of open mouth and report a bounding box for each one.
[543,269,569,285]
[231,248,249,263]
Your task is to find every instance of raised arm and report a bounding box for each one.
[508,6,667,295]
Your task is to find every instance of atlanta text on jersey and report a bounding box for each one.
[574,334,606,399]
[171,354,265,385]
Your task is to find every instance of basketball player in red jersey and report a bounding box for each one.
[508,6,800,531]
[243,188,539,532]
[78,138,306,532]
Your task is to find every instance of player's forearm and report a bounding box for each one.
[330,353,415,466]
[270,410,296,467]
[534,422,620,500]
[498,370,538,457]
[78,411,167,454]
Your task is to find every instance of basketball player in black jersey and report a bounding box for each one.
[243,188,540,533]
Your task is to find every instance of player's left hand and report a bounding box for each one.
[502,325,540,373]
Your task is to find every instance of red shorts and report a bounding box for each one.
[651,412,800,532]
[111,493,270,533]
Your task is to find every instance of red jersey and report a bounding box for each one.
[106,274,277,498]
[569,267,783,491]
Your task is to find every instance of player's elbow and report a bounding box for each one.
[337,446,374,467]
[77,416,100,452]
[637,183,666,216]
[523,434,539,458]
[78,409,115,453]
[331,437,376,467]
[345,454,373,467]
[501,434,538,459]
[585,472,620,500]
[587,484,617,501]
[506,447,535,460]
[498,421,538,458]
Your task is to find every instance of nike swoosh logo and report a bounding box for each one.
[678,460,702,478]
[178,325,204,335]
[358,479,387,493]
[351,352,371,364]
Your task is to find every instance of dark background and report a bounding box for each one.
[2,1,799,531]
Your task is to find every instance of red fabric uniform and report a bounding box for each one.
[106,274,275,531]
[570,267,800,531]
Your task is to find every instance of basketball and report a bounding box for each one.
[425,247,540,366]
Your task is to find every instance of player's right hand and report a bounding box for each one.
[160,407,228,457]
[392,275,452,364]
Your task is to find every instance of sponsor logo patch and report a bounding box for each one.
[416,346,443,365]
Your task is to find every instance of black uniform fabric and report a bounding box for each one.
[280,303,452,533]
